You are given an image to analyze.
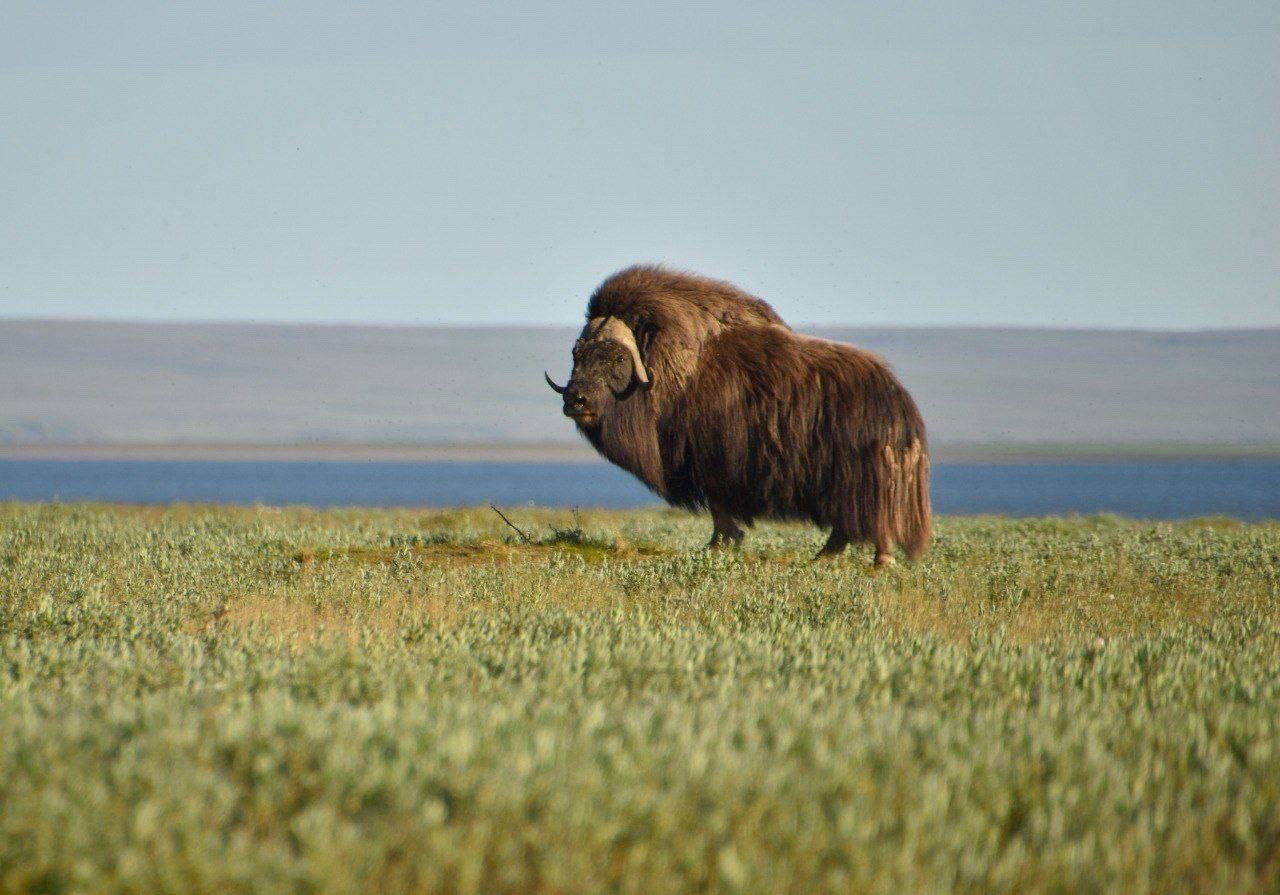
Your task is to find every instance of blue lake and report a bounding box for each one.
[0,459,1276,520]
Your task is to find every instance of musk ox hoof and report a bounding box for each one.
[874,552,897,568]
[708,513,745,549]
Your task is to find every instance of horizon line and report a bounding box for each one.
[2,314,1278,336]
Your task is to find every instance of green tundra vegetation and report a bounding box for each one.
[1,502,1278,894]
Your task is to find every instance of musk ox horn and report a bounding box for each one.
[544,372,567,394]
[586,316,650,389]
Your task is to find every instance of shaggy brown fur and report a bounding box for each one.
[565,266,787,495]
[549,265,931,562]
[588,265,789,390]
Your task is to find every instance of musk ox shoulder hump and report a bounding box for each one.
[587,265,788,332]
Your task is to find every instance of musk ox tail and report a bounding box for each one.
[878,439,932,559]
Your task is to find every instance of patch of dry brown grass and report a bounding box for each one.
[292,538,668,571]
[869,544,1229,645]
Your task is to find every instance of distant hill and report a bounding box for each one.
[1,320,1276,449]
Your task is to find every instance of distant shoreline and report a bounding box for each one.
[1,442,1278,464]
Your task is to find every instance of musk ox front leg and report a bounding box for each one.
[708,507,745,549]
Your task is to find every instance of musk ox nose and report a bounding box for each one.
[561,386,589,417]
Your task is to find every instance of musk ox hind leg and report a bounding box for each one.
[816,527,850,559]
[817,529,896,566]
[874,536,897,568]
[707,507,745,549]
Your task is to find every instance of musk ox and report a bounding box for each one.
[545,266,930,564]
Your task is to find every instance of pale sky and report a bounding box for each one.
[2,1,1277,328]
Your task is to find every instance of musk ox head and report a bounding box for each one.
[545,316,650,428]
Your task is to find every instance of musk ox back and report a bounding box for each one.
[546,265,930,564]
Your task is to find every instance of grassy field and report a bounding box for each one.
[1,503,1278,894]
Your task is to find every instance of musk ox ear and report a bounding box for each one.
[609,363,641,400]
[586,316,650,392]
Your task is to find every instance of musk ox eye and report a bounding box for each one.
[609,362,631,393]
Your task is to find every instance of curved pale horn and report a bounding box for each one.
[587,316,650,387]
[544,371,567,394]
